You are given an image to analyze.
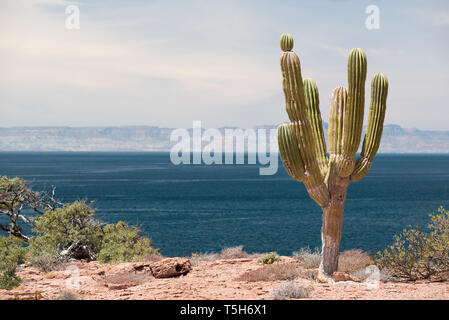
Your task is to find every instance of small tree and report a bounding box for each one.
[29,201,104,262]
[1,177,160,268]
[0,176,61,241]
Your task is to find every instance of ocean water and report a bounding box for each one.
[0,152,448,257]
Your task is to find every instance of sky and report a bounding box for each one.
[0,0,448,130]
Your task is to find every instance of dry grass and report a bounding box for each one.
[297,268,318,280]
[236,262,300,282]
[337,249,372,273]
[293,247,321,269]
[145,254,165,263]
[268,280,313,300]
[190,246,249,267]
[219,246,249,259]
[98,272,149,289]
[30,252,62,273]
[190,252,220,267]
[56,290,82,300]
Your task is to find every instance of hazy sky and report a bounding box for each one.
[0,0,448,130]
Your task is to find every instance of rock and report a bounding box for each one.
[150,258,191,279]
[332,272,356,282]
[106,284,132,290]
[132,262,151,273]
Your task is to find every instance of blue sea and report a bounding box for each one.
[0,152,448,257]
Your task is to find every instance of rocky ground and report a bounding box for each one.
[1,256,448,300]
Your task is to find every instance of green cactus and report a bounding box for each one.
[277,34,388,279]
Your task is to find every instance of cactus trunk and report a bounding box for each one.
[319,164,350,277]
[320,203,345,276]
[277,34,388,279]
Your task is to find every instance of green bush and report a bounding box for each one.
[97,221,159,263]
[258,252,281,264]
[27,201,159,267]
[0,236,27,289]
[377,206,449,281]
[29,201,103,269]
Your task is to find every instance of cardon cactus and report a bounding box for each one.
[277,34,388,279]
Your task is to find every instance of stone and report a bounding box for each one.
[332,272,355,282]
[150,258,191,278]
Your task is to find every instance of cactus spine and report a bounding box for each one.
[277,34,388,279]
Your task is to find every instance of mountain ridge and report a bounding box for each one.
[0,124,448,153]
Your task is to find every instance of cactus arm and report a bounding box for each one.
[336,48,367,177]
[280,33,294,52]
[279,34,329,207]
[328,86,348,173]
[277,124,306,182]
[351,73,388,182]
[278,123,329,206]
[304,78,329,177]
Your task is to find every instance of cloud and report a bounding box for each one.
[0,0,448,130]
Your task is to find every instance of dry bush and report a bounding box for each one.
[236,263,300,282]
[190,252,220,267]
[268,280,313,300]
[30,252,62,273]
[56,290,82,300]
[338,249,372,273]
[293,247,321,269]
[297,268,318,280]
[219,246,249,259]
[146,254,165,262]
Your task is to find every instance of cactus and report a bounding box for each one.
[277,34,388,279]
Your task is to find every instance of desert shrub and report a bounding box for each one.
[268,280,313,300]
[56,290,82,300]
[29,201,104,267]
[236,263,300,282]
[0,236,27,290]
[338,249,372,273]
[293,247,321,269]
[190,252,220,266]
[376,207,449,281]
[258,252,281,264]
[146,253,165,262]
[219,246,249,259]
[29,250,61,273]
[298,268,318,280]
[97,221,159,263]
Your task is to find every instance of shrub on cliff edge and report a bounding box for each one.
[377,206,449,281]
[0,236,27,289]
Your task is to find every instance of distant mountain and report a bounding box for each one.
[0,124,448,153]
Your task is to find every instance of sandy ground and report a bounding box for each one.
[1,256,448,300]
